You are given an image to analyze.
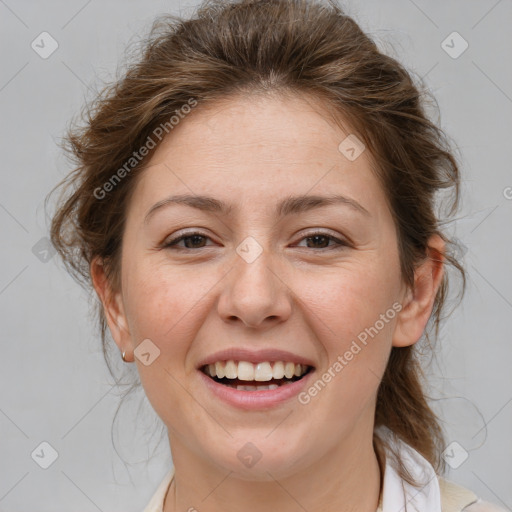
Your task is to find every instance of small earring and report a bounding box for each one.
[122,350,128,363]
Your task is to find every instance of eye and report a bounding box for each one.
[162,230,349,251]
[163,232,214,250]
[295,231,348,250]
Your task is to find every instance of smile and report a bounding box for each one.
[198,360,315,409]
[201,360,312,390]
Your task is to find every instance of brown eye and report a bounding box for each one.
[164,232,213,250]
[296,232,348,250]
[305,235,331,248]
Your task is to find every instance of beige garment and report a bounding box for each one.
[143,467,507,512]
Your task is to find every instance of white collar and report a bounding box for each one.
[377,425,442,512]
[144,428,442,512]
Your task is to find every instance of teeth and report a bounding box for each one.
[224,360,238,379]
[203,360,309,380]
[284,362,295,379]
[215,361,226,379]
[237,361,254,381]
[272,361,285,379]
[235,384,280,391]
[255,362,273,381]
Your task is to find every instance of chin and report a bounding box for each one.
[203,438,310,481]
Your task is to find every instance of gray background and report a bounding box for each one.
[1,0,511,510]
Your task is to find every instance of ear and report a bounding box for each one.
[90,256,131,353]
[392,234,445,348]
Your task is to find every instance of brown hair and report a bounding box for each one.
[47,0,466,486]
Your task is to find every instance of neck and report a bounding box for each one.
[163,427,382,512]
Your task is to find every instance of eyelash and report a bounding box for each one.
[163,231,349,251]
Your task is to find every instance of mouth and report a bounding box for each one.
[200,361,314,391]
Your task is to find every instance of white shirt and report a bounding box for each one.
[143,427,507,512]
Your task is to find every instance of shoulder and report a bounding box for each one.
[462,500,509,512]
[438,476,508,512]
[143,467,174,512]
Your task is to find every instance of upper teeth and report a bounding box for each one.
[204,361,309,381]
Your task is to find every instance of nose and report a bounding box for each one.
[217,248,292,329]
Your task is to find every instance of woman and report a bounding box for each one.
[48,0,506,510]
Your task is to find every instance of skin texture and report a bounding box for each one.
[91,92,444,512]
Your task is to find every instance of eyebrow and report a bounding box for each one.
[144,193,371,224]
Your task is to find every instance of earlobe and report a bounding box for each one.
[392,235,445,348]
[90,257,130,351]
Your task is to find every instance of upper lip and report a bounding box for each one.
[196,348,316,369]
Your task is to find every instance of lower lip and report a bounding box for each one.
[198,369,315,410]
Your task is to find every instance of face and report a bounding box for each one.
[95,92,440,481]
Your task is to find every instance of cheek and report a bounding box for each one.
[120,262,211,414]
[299,267,398,421]
[121,259,221,351]
[303,262,399,344]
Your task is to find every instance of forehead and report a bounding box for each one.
[128,92,386,219]
[152,92,357,165]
